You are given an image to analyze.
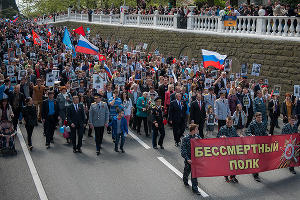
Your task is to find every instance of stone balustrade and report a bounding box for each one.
[39,8,300,40]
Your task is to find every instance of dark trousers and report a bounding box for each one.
[172,121,185,144]
[152,126,165,147]
[246,113,254,128]
[25,125,34,146]
[12,108,21,130]
[137,116,148,135]
[296,115,300,128]
[129,105,137,129]
[197,121,205,138]
[269,116,278,135]
[115,133,125,150]
[70,126,84,150]
[218,120,226,131]
[44,116,56,145]
[94,126,104,151]
[183,160,198,191]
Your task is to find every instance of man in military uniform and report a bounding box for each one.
[152,97,165,149]
[253,90,267,123]
[181,124,201,195]
[89,94,109,156]
[246,112,270,182]
[281,116,299,174]
[217,116,240,183]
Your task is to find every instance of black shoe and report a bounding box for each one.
[96,151,100,156]
[114,148,119,152]
[175,143,179,147]
[225,177,230,183]
[192,190,201,195]
[153,146,158,149]
[254,176,261,182]
[88,134,92,137]
[46,145,50,149]
[107,131,111,134]
[121,149,125,153]
[183,182,189,187]
[77,148,82,153]
[160,146,164,149]
[50,140,54,144]
[73,149,77,153]
[28,146,33,151]
[290,169,296,174]
[146,134,150,137]
[231,177,239,183]
[276,126,280,129]
[138,132,141,135]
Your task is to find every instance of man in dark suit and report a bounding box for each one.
[268,95,280,135]
[41,90,59,149]
[169,93,187,146]
[67,96,86,153]
[190,93,206,138]
[170,86,181,103]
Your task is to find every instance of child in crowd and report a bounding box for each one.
[206,105,215,137]
[109,109,128,153]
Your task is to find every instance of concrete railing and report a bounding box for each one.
[38,9,300,39]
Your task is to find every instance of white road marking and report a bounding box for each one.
[128,131,151,149]
[17,126,49,200]
[157,157,209,198]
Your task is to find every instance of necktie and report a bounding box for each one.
[75,104,78,112]
[199,101,201,110]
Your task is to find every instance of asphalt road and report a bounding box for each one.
[1,120,300,200]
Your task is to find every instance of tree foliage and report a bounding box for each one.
[0,0,19,18]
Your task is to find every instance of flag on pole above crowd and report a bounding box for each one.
[201,49,227,70]
[32,30,51,49]
[13,16,19,23]
[75,35,99,55]
[62,27,76,57]
[73,26,86,36]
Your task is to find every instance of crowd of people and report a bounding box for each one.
[59,1,300,17]
[0,16,300,195]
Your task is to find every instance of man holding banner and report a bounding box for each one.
[246,112,270,182]
[181,124,201,195]
[282,116,298,174]
[217,116,240,183]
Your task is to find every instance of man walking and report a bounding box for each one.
[246,112,270,182]
[190,93,206,138]
[89,94,109,155]
[67,96,86,153]
[181,124,201,195]
[169,93,187,146]
[214,91,231,130]
[152,97,165,149]
[41,90,59,149]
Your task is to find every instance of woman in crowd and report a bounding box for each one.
[232,104,247,136]
[282,93,295,122]
[0,98,13,121]
[228,88,240,115]
[121,91,132,126]
[22,97,37,151]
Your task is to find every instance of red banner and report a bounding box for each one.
[191,134,300,178]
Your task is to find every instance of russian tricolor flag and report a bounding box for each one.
[202,49,227,70]
[75,35,99,55]
[104,65,112,79]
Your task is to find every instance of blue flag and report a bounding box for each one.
[62,27,76,57]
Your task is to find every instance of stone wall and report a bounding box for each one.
[54,22,300,96]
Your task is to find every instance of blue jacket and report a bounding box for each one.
[109,116,128,137]
[0,84,14,100]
